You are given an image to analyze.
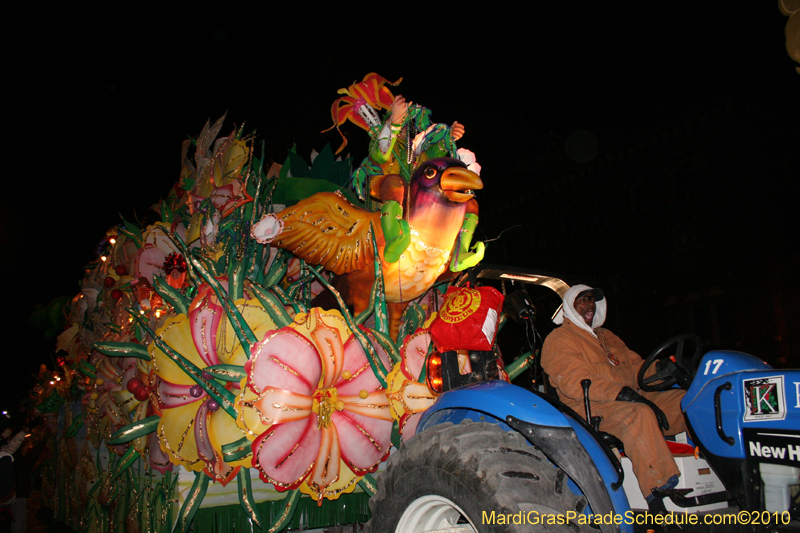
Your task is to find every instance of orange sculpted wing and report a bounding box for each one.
[273,191,378,275]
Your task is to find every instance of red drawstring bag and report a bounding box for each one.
[430,284,505,352]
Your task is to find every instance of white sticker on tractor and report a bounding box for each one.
[743,375,786,422]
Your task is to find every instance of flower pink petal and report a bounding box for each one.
[134,244,167,284]
[252,415,322,489]
[338,335,385,396]
[149,431,173,473]
[194,401,216,465]
[188,289,223,367]
[120,358,138,390]
[333,410,393,475]
[157,379,204,409]
[400,330,431,379]
[401,412,422,442]
[247,330,321,396]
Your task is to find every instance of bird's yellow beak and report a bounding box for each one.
[440,167,483,203]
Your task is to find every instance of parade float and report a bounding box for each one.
[28,73,520,533]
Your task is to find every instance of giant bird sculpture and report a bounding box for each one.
[273,157,483,338]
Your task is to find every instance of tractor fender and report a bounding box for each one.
[418,381,632,529]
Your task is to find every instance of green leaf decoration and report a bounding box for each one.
[93,341,151,360]
[118,214,143,245]
[370,224,388,334]
[65,412,84,439]
[173,472,209,533]
[113,447,140,479]
[266,489,301,533]
[308,143,352,187]
[169,233,257,353]
[128,309,238,418]
[263,248,289,287]
[357,473,378,497]
[286,150,311,178]
[228,247,247,301]
[364,327,401,364]
[161,201,173,224]
[236,468,263,532]
[248,282,292,329]
[396,301,424,345]
[78,360,97,378]
[205,364,246,382]
[270,284,304,316]
[307,267,388,387]
[221,436,251,464]
[107,415,160,445]
[390,420,402,449]
[153,276,190,315]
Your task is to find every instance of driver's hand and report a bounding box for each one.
[615,386,670,431]
[655,358,671,373]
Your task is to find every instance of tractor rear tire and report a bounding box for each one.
[366,420,598,532]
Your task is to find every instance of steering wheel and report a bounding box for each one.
[637,334,704,392]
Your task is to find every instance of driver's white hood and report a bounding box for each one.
[553,284,607,337]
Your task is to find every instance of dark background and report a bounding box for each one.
[2,3,798,411]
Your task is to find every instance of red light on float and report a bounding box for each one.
[426,351,444,393]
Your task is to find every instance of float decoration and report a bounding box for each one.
[29,73,496,533]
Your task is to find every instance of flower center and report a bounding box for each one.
[312,387,344,429]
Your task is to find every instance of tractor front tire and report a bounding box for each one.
[366,420,597,533]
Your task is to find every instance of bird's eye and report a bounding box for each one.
[424,167,437,179]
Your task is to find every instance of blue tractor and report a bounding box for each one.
[365,265,800,532]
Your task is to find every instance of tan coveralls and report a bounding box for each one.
[541,317,686,498]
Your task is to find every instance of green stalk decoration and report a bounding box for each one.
[286,274,314,302]
[248,283,292,329]
[78,360,97,378]
[506,351,536,381]
[307,266,388,387]
[363,328,401,364]
[357,473,378,497]
[113,447,140,479]
[119,228,143,249]
[153,276,190,315]
[204,364,246,382]
[161,200,173,224]
[270,284,304,316]
[396,301,424,345]
[245,170,265,282]
[169,232,257,353]
[172,472,209,533]
[354,224,388,335]
[236,468,263,532]
[228,236,247,301]
[266,489,301,533]
[221,436,251,463]
[65,412,84,439]
[93,341,151,361]
[108,415,160,445]
[262,249,289,287]
[128,309,237,418]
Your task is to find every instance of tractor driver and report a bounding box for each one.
[541,284,686,504]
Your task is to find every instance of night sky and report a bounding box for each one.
[3,3,798,409]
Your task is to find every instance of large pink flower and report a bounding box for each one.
[238,309,393,503]
[151,283,277,485]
